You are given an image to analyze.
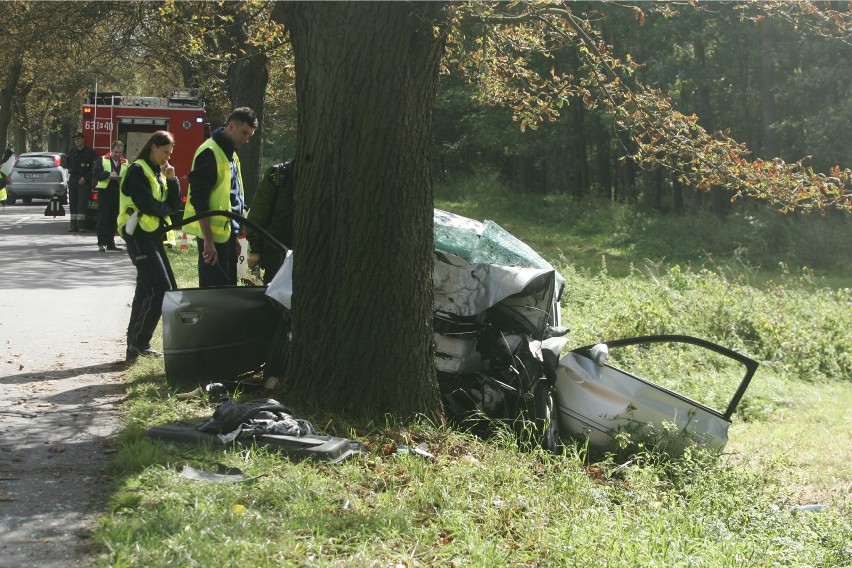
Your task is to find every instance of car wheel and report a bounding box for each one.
[22,197,32,204]
[531,381,562,453]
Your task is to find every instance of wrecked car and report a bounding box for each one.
[160,209,757,456]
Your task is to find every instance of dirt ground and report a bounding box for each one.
[1,205,134,567]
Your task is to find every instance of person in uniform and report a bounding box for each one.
[117,131,180,362]
[185,107,257,287]
[66,132,96,232]
[93,140,129,251]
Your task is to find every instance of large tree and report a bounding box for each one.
[280,2,448,418]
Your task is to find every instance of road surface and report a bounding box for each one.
[0,203,134,567]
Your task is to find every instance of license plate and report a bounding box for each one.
[24,172,45,179]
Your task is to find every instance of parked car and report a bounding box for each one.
[159,210,758,457]
[5,152,69,205]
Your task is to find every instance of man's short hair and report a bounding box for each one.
[227,107,258,129]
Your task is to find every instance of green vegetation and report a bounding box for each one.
[94,186,851,566]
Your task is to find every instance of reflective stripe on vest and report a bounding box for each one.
[183,138,243,243]
[96,156,129,189]
[117,160,167,235]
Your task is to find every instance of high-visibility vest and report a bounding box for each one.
[117,160,168,236]
[183,138,243,243]
[95,155,129,189]
[0,172,7,202]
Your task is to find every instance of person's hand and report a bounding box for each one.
[78,177,86,185]
[247,252,261,269]
[202,238,218,265]
[109,171,119,179]
[163,160,176,181]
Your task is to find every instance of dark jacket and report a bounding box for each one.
[93,153,128,192]
[121,157,181,236]
[246,161,295,256]
[67,145,96,185]
[187,126,237,214]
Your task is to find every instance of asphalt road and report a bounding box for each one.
[0,203,134,567]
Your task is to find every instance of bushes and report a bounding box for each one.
[557,261,852,384]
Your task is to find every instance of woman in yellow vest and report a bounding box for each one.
[118,131,180,362]
[0,171,7,206]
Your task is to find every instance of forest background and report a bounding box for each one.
[2,1,849,218]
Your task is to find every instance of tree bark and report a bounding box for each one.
[758,19,779,159]
[281,1,447,419]
[228,52,268,203]
[0,56,23,148]
[222,4,282,204]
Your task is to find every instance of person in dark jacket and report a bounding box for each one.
[246,160,295,283]
[66,132,96,232]
[92,140,129,251]
[118,131,180,362]
[185,107,257,287]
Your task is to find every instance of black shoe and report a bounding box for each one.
[106,244,123,251]
[126,345,163,361]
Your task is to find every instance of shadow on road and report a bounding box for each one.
[0,362,128,386]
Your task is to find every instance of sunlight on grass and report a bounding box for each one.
[728,381,852,507]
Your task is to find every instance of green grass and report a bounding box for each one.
[92,179,852,566]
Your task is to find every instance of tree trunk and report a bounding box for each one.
[570,99,588,199]
[758,19,779,158]
[221,4,286,204]
[228,52,268,203]
[281,1,447,420]
[671,172,684,214]
[0,56,23,148]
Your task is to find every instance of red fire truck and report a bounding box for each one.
[80,88,209,228]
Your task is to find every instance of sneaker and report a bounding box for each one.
[98,245,106,252]
[106,244,123,251]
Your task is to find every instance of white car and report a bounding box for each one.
[6,152,69,205]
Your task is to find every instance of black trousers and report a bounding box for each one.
[96,188,120,246]
[125,233,175,350]
[261,250,285,284]
[197,235,238,287]
[68,180,89,227]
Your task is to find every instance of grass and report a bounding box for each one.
[91,178,852,566]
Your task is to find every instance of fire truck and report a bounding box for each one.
[80,88,209,228]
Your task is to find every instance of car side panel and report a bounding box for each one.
[163,286,279,387]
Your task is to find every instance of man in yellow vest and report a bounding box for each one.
[185,107,257,287]
[93,140,129,252]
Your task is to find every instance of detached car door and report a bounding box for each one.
[162,286,279,386]
[160,211,288,387]
[554,335,758,455]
